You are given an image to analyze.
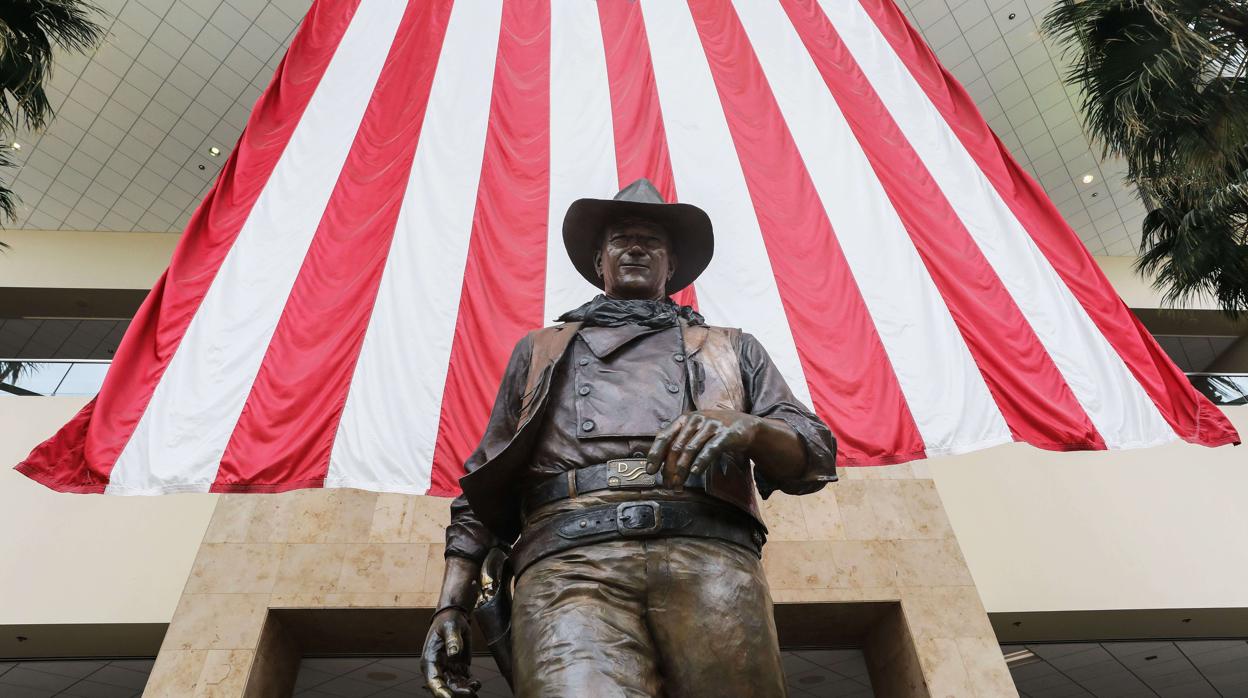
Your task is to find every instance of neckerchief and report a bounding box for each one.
[557,294,705,328]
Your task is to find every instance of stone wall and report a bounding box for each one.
[146,464,1016,697]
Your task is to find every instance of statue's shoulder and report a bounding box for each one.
[528,321,580,338]
[684,324,744,360]
[522,322,582,370]
[693,322,743,338]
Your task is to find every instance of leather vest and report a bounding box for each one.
[459,321,762,544]
[522,321,762,525]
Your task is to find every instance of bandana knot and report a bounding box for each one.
[556,295,705,328]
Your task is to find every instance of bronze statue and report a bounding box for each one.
[423,179,838,697]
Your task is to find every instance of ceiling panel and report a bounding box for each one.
[6,0,1142,257]
[895,0,1147,256]
[4,0,311,234]
[1007,640,1248,697]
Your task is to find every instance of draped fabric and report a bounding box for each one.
[15,0,1238,496]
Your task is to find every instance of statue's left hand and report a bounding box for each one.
[645,409,761,489]
[422,608,479,697]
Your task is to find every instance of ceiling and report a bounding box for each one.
[0,650,874,697]
[8,642,1248,696]
[896,0,1147,257]
[0,318,128,360]
[4,0,1139,256]
[1005,640,1248,697]
[1153,335,1241,373]
[0,658,151,697]
[4,0,311,234]
[293,650,874,697]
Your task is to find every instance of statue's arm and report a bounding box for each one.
[425,335,532,697]
[645,332,837,493]
[736,332,838,495]
[745,416,807,482]
[442,333,533,563]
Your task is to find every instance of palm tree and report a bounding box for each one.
[1044,0,1248,314]
[1,2,105,382]
[0,0,105,230]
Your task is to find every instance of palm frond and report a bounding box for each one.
[1047,0,1248,315]
[0,0,105,134]
[0,360,30,383]
[1136,172,1248,315]
[0,141,15,243]
[1045,0,1248,188]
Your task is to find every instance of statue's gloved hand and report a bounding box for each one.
[645,409,762,489]
[422,607,479,698]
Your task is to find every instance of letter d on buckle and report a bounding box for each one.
[616,501,661,536]
[606,458,657,489]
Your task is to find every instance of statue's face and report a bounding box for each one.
[595,219,677,300]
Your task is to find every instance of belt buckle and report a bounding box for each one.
[606,458,657,489]
[616,501,662,536]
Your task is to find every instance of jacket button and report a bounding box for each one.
[578,385,591,396]
[631,451,645,458]
[581,420,595,432]
[673,353,685,363]
[666,383,680,394]
[578,357,590,366]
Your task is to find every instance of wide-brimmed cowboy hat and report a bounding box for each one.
[562,178,713,294]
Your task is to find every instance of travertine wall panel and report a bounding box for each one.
[147,465,1015,696]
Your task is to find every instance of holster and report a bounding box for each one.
[471,548,515,690]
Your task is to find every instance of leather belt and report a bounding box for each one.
[511,499,765,577]
[523,458,709,515]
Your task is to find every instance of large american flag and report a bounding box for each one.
[16,0,1239,496]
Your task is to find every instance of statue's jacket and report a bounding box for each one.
[445,320,838,564]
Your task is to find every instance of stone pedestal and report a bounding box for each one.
[145,464,1016,696]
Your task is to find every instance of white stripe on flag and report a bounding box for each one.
[107,0,408,494]
[544,0,618,323]
[821,0,1175,448]
[326,0,504,493]
[640,0,813,408]
[733,0,1011,454]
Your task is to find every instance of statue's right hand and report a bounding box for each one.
[422,608,479,698]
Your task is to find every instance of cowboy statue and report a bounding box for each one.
[422,179,838,697]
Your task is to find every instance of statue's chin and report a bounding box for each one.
[604,282,665,301]
[601,289,663,303]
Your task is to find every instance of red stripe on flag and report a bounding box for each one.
[598,0,696,308]
[211,0,456,493]
[782,0,1106,450]
[856,0,1239,448]
[427,0,552,496]
[688,0,926,465]
[15,0,365,493]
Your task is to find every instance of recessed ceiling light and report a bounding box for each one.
[1081,174,1095,184]
[10,142,20,150]
[208,146,221,157]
